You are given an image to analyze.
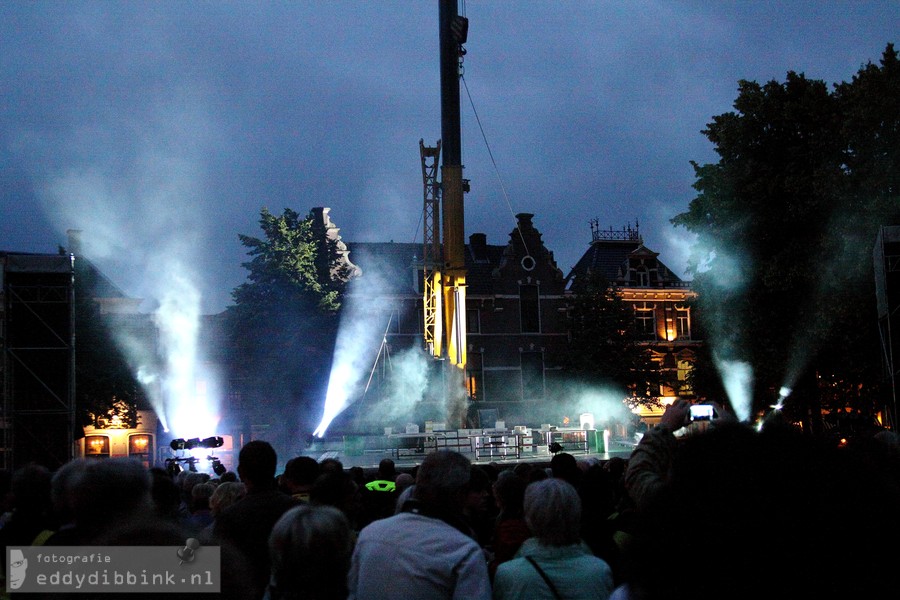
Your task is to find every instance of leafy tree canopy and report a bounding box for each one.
[672,44,900,425]
[70,253,146,427]
[232,207,343,314]
[564,271,660,407]
[226,207,355,440]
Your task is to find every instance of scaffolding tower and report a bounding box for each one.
[0,252,76,470]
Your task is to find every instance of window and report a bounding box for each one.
[466,308,481,334]
[466,351,484,402]
[665,317,676,341]
[521,351,544,401]
[129,434,153,468]
[677,359,693,394]
[379,309,400,334]
[676,306,691,339]
[636,268,649,287]
[634,302,656,339]
[85,435,110,458]
[520,284,540,333]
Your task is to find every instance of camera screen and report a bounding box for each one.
[690,405,714,421]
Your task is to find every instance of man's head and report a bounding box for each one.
[70,458,153,528]
[282,456,320,494]
[413,450,471,513]
[377,458,397,481]
[8,548,27,589]
[237,440,278,490]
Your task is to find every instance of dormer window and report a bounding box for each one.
[636,267,649,287]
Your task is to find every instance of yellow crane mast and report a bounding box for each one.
[420,139,443,359]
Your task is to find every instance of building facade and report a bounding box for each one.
[328,210,570,428]
[565,221,700,405]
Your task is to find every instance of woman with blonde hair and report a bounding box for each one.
[492,478,614,600]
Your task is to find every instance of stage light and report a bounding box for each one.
[170,436,224,451]
[210,457,227,476]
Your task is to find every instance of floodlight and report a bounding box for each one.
[171,436,224,451]
[210,458,227,476]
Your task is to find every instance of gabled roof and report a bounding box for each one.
[565,231,685,292]
[345,220,564,298]
[566,238,643,285]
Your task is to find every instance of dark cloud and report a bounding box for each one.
[1,1,896,312]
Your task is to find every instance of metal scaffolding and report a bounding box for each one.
[0,253,75,470]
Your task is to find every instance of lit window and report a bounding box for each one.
[129,434,153,468]
[85,435,110,458]
[677,360,693,394]
[467,351,484,401]
[129,434,151,456]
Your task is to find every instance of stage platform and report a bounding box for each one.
[296,427,638,472]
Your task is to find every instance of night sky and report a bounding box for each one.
[2,1,897,313]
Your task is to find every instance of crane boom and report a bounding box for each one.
[437,0,467,370]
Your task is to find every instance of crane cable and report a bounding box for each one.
[461,73,532,260]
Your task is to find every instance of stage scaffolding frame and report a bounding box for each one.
[0,253,76,470]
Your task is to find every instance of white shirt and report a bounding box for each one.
[348,510,491,600]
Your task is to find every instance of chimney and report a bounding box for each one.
[469,232,488,262]
[515,213,535,230]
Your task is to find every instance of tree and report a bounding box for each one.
[672,45,900,428]
[69,252,147,429]
[564,271,660,408]
[225,207,354,444]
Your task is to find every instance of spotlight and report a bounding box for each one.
[209,457,227,476]
[170,436,224,451]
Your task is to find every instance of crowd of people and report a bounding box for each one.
[1,401,899,600]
